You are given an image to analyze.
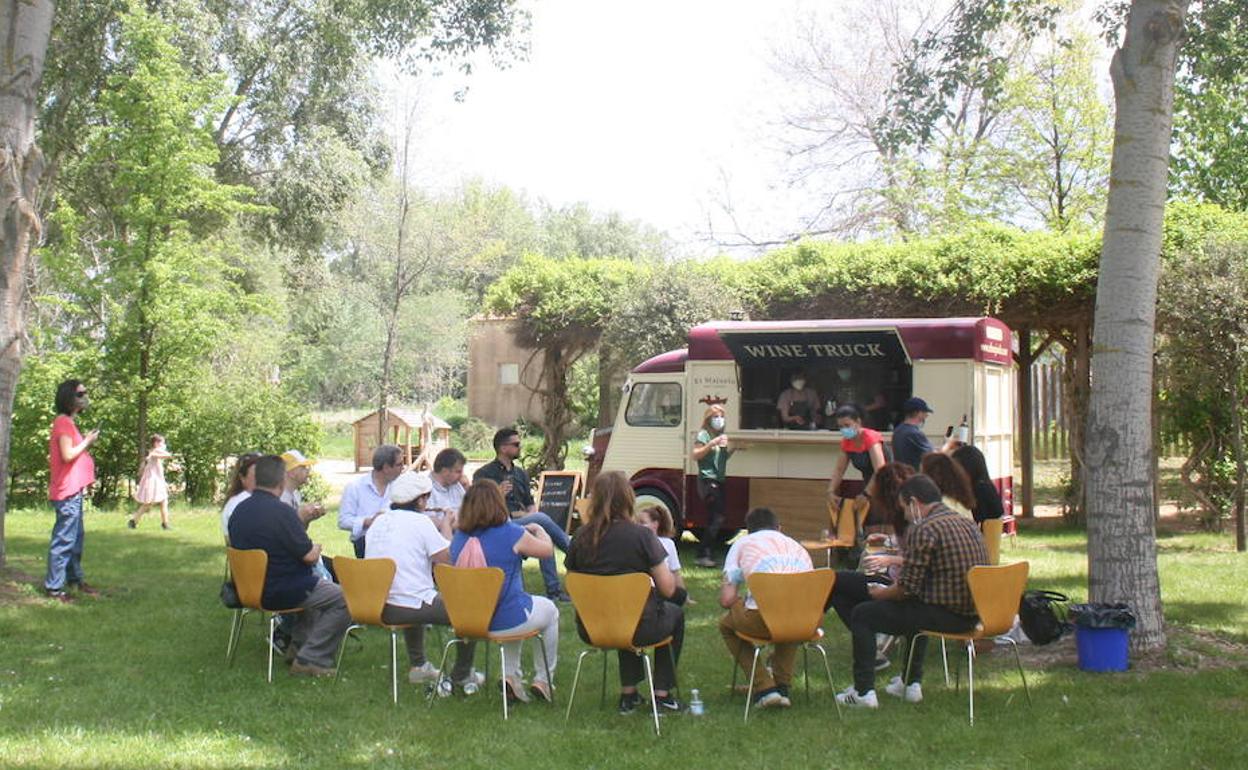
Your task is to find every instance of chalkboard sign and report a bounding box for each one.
[536,471,582,531]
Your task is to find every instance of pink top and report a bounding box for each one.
[48,415,95,501]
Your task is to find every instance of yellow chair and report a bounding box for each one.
[981,519,1003,565]
[225,547,304,682]
[564,572,676,737]
[331,556,414,705]
[904,561,1032,725]
[431,564,553,720]
[831,496,870,546]
[729,570,843,722]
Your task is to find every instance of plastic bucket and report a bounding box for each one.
[1075,625,1129,672]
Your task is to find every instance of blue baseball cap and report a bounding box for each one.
[902,397,933,414]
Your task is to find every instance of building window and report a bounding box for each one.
[625,382,683,427]
[499,363,519,385]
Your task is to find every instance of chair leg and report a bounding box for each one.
[334,623,362,681]
[600,653,608,707]
[429,637,461,705]
[642,652,660,737]
[666,644,680,702]
[808,643,841,719]
[226,608,245,664]
[537,633,554,704]
[266,614,276,683]
[744,646,761,723]
[967,638,975,726]
[391,630,399,706]
[904,632,927,688]
[802,645,811,703]
[1005,637,1032,705]
[500,643,509,721]
[941,637,950,687]
[565,649,595,723]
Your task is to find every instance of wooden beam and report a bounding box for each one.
[1017,327,1035,518]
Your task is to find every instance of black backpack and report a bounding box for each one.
[1019,590,1071,645]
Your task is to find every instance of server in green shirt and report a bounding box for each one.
[691,404,740,567]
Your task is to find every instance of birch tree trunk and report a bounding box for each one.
[0,0,56,568]
[1084,0,1190,652]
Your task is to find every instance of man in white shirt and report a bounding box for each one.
[339,444,403,558]
[719,507,814,711]
[366,470,480,692]
[427,448,468,517]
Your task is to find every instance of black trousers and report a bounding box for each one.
[850,599,977,694]
[697,478,726,558]
[578,598,684,692]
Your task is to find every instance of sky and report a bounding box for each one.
[395,0,818,255]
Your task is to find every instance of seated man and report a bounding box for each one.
[836,474,988,708]
[339,444,404,558]
[472,428,572,602]
[427,447,469,519]
[228,455,352,677]
[280,449,325,525]
[719,507,814,710]
[366,470,482,694]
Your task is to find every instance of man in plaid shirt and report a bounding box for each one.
[836,474,988,709]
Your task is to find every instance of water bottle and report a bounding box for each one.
[689,688,704,716]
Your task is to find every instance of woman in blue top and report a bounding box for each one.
[450,480,560,703]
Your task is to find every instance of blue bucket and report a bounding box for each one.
[1075,626,1129,672]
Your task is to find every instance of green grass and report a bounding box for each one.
[2,506,1247,769]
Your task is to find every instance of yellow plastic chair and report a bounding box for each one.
[564,572,676,737]
[829,496,870,546]
[904,561,1032,725]
[331,556,413,705]
[981,519,1003,565]
[729,570,843,722]
[225,547,304,682]
[432,564,553,720]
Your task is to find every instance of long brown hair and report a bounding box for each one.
[582,471,637,555]
[920,452,975,510]
[458,479,509,532]
[868,462,916,538]
[225,453,261,499]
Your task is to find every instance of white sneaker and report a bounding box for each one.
[835,687,879,709]
[407,662,440,684]
[883,676,923,703]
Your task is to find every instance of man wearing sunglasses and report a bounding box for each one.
[473,428,572,602]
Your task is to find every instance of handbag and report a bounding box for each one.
[1018,589,1071,645]
[219,580,242,609]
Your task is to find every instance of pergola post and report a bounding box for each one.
[1016,328,1035,518]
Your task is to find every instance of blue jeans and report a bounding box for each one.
[46,493,86,591]
[513,512,571,595]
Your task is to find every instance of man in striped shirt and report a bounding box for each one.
[719,507,814,710]
[836,474,988,709]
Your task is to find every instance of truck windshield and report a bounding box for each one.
[625,382,683,427]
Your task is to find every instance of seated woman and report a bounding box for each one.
[449,480,560,703]
[365,470,481,694]
[566,471,685,715]
[635,504,690,605]
[221,452,261,544]
[951,444,1005,522]
[919,452,976,519]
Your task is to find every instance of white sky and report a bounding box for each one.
[400,0,817,255]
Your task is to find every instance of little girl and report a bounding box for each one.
[130,434,172,530]
[636,505,692,605]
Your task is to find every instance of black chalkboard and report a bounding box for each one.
[537,471,582,531]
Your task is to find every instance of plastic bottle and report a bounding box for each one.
[689,688,704,716]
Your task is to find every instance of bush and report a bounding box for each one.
[453,417,495,456]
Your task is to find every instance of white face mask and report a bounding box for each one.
[709,416,725,431]
[792,378,806,390]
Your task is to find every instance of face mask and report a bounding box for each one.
[839,426,858,440]
[792,379,806,390]
[710,416,725,431]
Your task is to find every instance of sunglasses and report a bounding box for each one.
[504,441,521,447]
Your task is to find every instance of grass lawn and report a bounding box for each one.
[2,506,1247,769]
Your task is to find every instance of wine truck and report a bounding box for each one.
[584,317,1015,541]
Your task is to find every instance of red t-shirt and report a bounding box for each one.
[48,415,96,501]
[840,427,884,455]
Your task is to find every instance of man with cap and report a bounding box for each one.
[891,398,934,470]
[280,450,325,525]
[365,469,482,693]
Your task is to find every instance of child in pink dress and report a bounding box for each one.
[130,434,173,530]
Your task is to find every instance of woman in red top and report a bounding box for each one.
[44,379,99,602]
[826,403,889,511]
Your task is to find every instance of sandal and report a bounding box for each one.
[529,680,553,703]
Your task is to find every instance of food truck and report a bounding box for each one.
[585,317,1015,541]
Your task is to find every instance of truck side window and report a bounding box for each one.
[625,382,683,427]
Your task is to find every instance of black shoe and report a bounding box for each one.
[617,691,642,715]
[269,629,291,656]
[547,589,572,603]
[776,684,791,700]
[127,519,136,529]
[652,693,682,714]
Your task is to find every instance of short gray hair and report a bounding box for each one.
[372,444,403,470]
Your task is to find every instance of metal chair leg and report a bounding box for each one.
[1005,637,1032,705]
[941,637,950,686]
[967,639,975,726]
[334,623,363,681]
[803,645,811,703]
[808,643,841,719]
[266,614,276,683]
[642,652,660,737]
[391,630,399,705]
[226,608,245,664]
[429,637,460,705]
[904,631,925,688]
[537,633,554,704]
[744,646,761,723]
[565,649,595,723]
[500,644,509,721]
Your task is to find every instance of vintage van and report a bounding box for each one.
[585,317,1015,541]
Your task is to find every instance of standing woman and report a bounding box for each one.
[826,404,889,510]
[45,380,100,602]
[691,404,738,568]
[130,434,173,530]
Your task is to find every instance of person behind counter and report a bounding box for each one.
[691,404,740,568]
[827,404,889,510]
[777,369,821,430]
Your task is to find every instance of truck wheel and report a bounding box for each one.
[633,487,682,531]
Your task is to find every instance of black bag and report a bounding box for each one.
[1019,589,1071,645]
[219,580,242,609]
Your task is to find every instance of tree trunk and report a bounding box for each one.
[1064,324,1091,524]
[537,346,572,473]
[1232,355,1245,552]
[0,0,56,568]
[1084,0,1189,652]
